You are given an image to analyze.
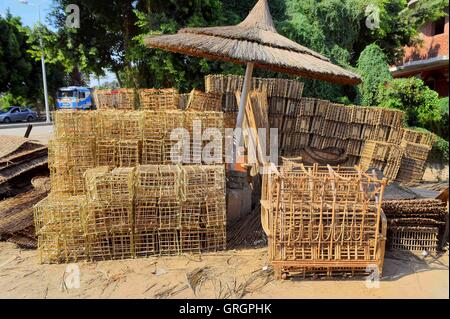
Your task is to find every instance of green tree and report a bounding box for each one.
[356,43,392,106]
[50,0,240,90]
[50,0,156,85]
[426,97,449,141]
[47,0,448,97]
[0,13,34,99]
[280,0,448,101]
[0,12,68,112]
[130,0,241,91]
[376,77,441,128]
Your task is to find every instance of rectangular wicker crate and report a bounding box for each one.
[135,165,161,199]
[109,229,134,260]
[285,99,301,117]
[134,230,158,257]
[180,165,207,200]
[135,197,159,231]
[325,103,351,122]
[96,139,117,167]
[297,98,315,117]
[346,139,364,156]
[180,229,203,254]
[349,106,368,124]
[141,139,163,164]
[48,137,96,168]
[119,111,143,140]
[267,96,287,115]
[388,226,439,252]
[203,226,226,252]
[364,109,379,125]
[360,140,392,162]
[369,125,390,142]
[375,108,404,127]
[93,89,115,110]
[291,133,310,150]
[49,165,92,195]
[180,201,202,229]
[186,89,222,112]
[221,93,238,112]
[261,162,387,279]
[401,140,431,162]
[269,114,284,129]
[96,110,121,139]
[361,125,374,140]
[93,89,135,110]
[387,126,403,144]
[84,201,133,233]
[402,128,436,147]
[347,124,363,140]
[138,88,179,110]
[294,116,311,133]
[396,157,426,182]
[85,167,135,205]
[158,197,181,229]
[314,99,329,117]
[34,195,88,264]
[310,116,324,134]
[282,117,296,133]
[158,230,180,256]
[142,110,166,140]
[117,140,141,167]
[53,110,97,139]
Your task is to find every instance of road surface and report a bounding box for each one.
[0,124,53,144]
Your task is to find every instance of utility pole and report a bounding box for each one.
[20,0,51,123]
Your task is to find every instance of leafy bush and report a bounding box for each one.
[356,44,392,106]
[432,97,449,140]
[376,77,441,128]
[428,136,449,164]
[0,93,29,110]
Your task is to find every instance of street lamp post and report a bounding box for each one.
[20,0,51,123]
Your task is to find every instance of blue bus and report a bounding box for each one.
[56,86,94,110]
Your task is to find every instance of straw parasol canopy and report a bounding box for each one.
[145,0,362,166]
[144,0,361,86]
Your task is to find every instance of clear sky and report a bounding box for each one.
[0,0,53,28]
[0,0,117,87]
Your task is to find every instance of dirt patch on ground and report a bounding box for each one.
[0,242,447,299]
[423,164,449,183]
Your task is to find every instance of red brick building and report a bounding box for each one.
[390,3,449,97]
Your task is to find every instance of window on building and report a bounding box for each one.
[433,17,446,35]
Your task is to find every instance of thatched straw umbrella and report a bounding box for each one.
[145,0,361,163]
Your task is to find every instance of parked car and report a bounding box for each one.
[0,107,38,123]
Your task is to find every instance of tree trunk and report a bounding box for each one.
[114,69,123,88]
[123,0,138,88]
[71,66,84,86]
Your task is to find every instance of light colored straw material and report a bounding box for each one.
[145,0,361,85]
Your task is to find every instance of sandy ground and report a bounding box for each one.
[0,242,447,299]
[423,164,449,183]
[0,124,448,299]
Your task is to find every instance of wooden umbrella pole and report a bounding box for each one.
[233,62,254,166]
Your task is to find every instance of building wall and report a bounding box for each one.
[393,13,449,97]
[402,16,449,64]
